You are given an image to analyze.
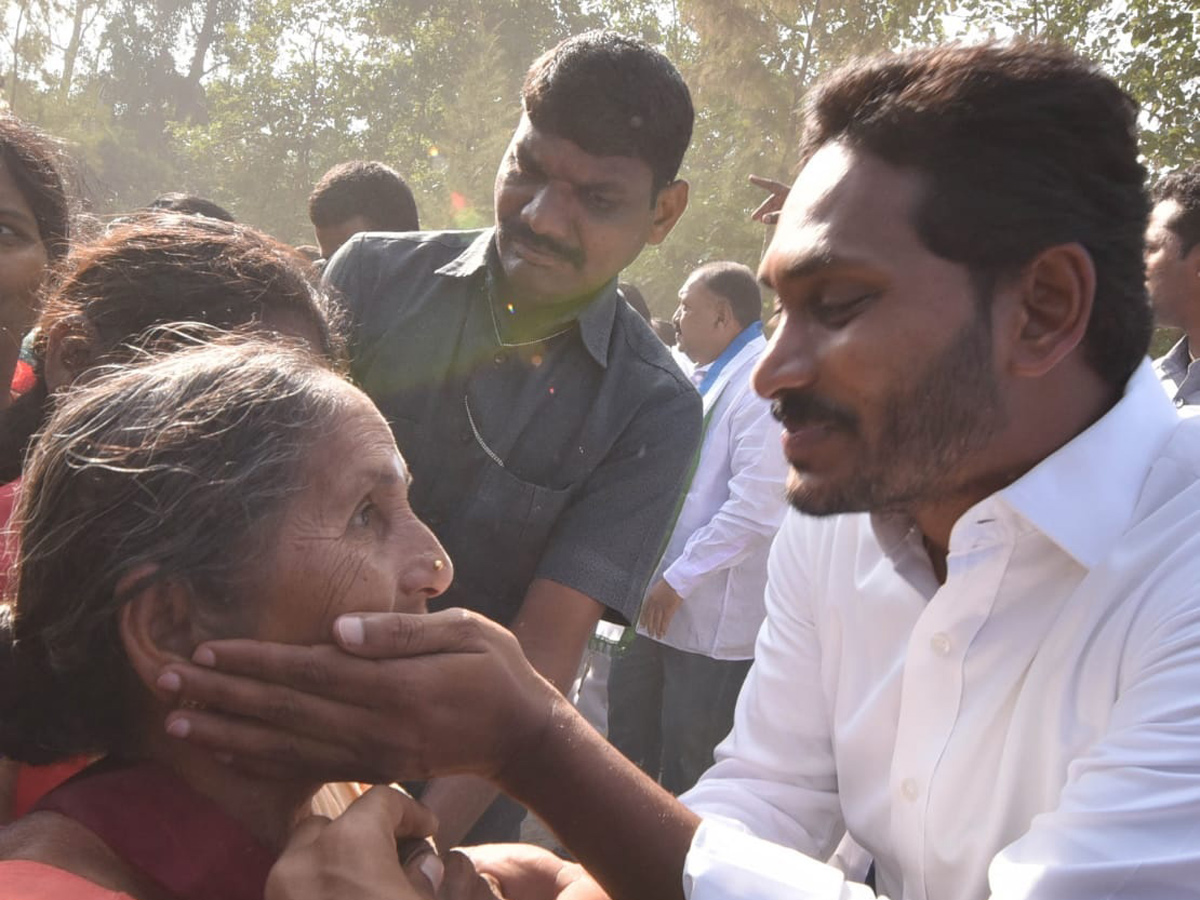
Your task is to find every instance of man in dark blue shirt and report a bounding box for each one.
[324,31,701,845]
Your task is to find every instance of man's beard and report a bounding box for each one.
[784,309,1005,517]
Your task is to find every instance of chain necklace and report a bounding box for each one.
[486,291,573,348]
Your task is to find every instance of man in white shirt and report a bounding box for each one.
[607,262,788,794]
[159,41,1200,900]
[1147,165,1200,406]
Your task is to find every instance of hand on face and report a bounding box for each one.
[268,785,501,900]
[156,609,561,787]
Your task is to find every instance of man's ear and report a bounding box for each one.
[43,316,99,393]
[647,179,689,246]
[1005,242,1095,379]
[117,564,199,702]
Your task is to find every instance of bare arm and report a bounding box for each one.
[158,610,698,900]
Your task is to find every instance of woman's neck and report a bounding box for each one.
[140,728,318,853]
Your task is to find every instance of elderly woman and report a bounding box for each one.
[0,212,342,822]
[0,339,469,897]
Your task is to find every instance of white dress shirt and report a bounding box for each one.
[641,334,790,659]
[681,360,1200,899]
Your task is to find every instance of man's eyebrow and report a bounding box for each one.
[760,250,871,287]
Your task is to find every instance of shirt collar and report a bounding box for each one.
[997,360,1180,569]
[434,227,617,368]
[1158,336,1192,381]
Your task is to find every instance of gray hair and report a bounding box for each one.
[0,338,352,763]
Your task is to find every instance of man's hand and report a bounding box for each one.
[748,174,790,225]
[267,785,456,900]
[463,845,609,900]
[156,609,562,785]
[637,580,683,640]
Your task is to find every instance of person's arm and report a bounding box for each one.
[418,579,602,848]
[644,389,788,638]
[157,610,697,900]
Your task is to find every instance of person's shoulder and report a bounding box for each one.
[0,813,132,898]
[336,228,485,272]
[610,303,695,398]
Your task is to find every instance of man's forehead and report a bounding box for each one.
[1147,199,1182,237]
[759,143,922,283]
[512,116,654,189]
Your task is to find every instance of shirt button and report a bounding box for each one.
[900,778,920,801]
[1176,397,1185,408]
[493,351,507,365]
[930,633,952,656]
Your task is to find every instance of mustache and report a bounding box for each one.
[771,391,857,432]
[498,218,585,269]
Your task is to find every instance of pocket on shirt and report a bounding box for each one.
[457,460,576,601]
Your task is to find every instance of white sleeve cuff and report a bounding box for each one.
[683,818,877,900]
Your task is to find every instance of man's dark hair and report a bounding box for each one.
[1152,165,1200,256]
[522,31,694,195]
[308,161,419,232]
[147,192,235,222]
[693,261,763,328]
[799,41,1151,392]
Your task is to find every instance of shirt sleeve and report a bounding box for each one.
[680,512,845,850]
[683,818,879,900]
[663,387,789,598]
[535,377,702,624]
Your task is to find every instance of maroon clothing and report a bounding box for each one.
[33,760,276,900]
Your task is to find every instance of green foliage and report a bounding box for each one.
[1,0,1195,309]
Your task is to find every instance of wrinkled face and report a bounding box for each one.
[672,274,727,366]
[1145,199,1197,330]
[753,143,1006,516]
[314,213,374,262]
[493,116,673,307]
[0,161,49,340]
[249,383,452,644]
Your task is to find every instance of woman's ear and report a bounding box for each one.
[117,564,198,702]
[43,316,99,393]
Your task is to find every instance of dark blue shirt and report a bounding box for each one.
[326,228,702,625]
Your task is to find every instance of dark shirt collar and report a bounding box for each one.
[434,227,617,368]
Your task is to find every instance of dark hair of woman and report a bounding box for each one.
[0,213,344,481]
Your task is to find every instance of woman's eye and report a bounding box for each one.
[353,502,376,528]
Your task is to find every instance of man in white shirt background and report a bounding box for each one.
[607,261,788,795]
[1147,165,1200,406]
[159,41,1200,900]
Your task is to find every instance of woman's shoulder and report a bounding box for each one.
[0,812,141,898]
[0,859,134,899]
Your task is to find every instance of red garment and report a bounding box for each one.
[0,860,133,899]
[12,759,90,819]
[31,760,276,900]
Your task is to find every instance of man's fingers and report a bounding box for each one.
[333,609,500,660]
[182,641,380,701]
[353,784,439,842]
[748,174,789,192]
[440,850,501,900]
[162,706,396,783]
[282,814,331,853]
[161,657,385,735]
